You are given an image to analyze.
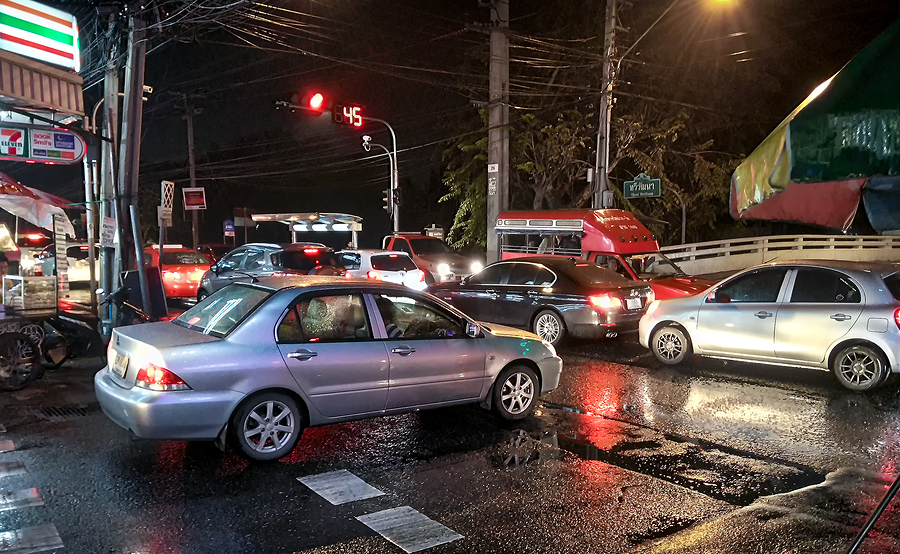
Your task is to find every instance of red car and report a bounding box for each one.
[143,245,212,300]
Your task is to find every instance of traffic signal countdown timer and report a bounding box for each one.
[334,104,363,127]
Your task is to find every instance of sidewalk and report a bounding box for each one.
[635,467,899,554]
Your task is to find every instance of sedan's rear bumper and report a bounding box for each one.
[566,311,643,339]
[94,368,242,440]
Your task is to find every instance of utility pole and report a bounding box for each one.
[117,10,151,315]
[485,0,509,263]
[182,95,201,249]
[593,0,618,209]
[100,13,119,316]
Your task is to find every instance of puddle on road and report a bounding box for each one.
[542,404,825,506]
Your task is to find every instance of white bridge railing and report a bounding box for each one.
[659,235,900,275]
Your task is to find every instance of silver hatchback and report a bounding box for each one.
[95,277,563,461]
[639,260,900,392]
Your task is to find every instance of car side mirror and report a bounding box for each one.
[466,322,481,338]
[211,264,220,276]
[708,290,730,303]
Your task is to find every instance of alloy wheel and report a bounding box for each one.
[242,400,296,454]
[535,313,561,344]
[500,371,535,415]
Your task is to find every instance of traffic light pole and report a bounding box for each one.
[367,141,395,218]
[367,117,399,233]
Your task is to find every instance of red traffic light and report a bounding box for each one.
[308,92,324,111]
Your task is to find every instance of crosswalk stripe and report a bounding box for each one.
[356,506,463,553]
[298,470,385,505]
[0,488,43,512]
[0,462,25,479]
[0,524,63,553]
[0,441,13,453]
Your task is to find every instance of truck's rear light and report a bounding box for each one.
[367,270,383,280]
[589,293,622,310]
[647,290,655,304]
[414,269,425,282]
[135,364,190,391]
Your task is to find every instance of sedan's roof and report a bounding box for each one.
[758,259,900,274]
[253,274,410,292]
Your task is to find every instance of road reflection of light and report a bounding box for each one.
[141,441,186,554]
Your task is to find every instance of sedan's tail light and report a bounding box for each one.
[163,271,183,281]
[135,364,191,391]
[894,307,900,330]
[589,293,622,310]
[647,289,655,304]
[367,270,383,280]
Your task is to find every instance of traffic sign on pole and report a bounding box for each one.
[623,173,662,199]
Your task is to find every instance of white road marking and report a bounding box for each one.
[356,506,463,553]
[0,441,13,453]
[298,469,385,505]
[0,463,25,479]
[0,488,43,511]
[0,524,63,553]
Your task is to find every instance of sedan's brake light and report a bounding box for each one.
[647,289,655,304]
[163,271,183,281]
[589,293,622,310]
[303,248,320,254]
[894,307,900,330]
[135,364,191,391]
[367,270,383,280]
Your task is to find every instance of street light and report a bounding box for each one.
[594,0,734,209]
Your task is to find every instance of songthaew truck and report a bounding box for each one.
[495,209,714,299]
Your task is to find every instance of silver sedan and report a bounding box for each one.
[95,276,563,461]
[639,260,900,392]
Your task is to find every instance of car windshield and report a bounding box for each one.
[409,239,453,256]
[173,284,272,338]
[371,254,417,271]
[161,252,211,265]
[278,249,340,271]
[623,252,686,278]
[562,262,628,285]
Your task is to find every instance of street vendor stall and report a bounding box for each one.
[0,171,76,390]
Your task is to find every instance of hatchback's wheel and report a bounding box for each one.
[0,332,42,391]
[493,365,539,421]
[231,393,304,461]
[197,289,209,302]
[832,345,888,392]
[533,310,565,346]
[651,325,692,365]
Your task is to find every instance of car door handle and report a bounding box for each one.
[754,311,773,319]
[287,349,318,361]
[485,289,499,298]
[391,346,416,355]
[830,313,852,321]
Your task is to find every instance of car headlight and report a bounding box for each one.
[470,261,483,274]
[437,263,450,276]
[541,339,557,358]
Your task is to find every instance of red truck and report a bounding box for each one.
[496,209,714,299]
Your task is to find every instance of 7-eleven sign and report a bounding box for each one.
[0,127,27,157]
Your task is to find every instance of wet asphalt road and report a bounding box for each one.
[0,335,898,554]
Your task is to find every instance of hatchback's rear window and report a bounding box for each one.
[371,254,417,271]
[562,262,629,285]
[884,273,900,301]
[278,250,341,271]
[173,284,272,337]
[162,252,210,265]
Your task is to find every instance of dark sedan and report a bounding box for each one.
[430,256,654,345]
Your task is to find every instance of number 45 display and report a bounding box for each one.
[333,104,363,127]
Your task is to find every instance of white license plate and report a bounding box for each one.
[112,353,129,378]
[626,298,641,310]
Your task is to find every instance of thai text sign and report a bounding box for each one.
[624,173,662,199]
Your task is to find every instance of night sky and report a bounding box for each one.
[2,0,900,247]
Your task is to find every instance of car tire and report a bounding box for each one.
[230,392,304,461]
[493,365,539,421]
[533,310,566,346]
[651,325,692,365]
[197,289,209,302]
[832,345,888,392]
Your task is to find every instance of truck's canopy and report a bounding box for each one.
[730,18,900,232]
[497,209,659,255]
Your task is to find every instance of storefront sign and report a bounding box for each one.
[183,187,206,210]
[0,0,80,71]
[29,129,84,162]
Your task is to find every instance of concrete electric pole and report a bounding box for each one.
[593,0,618,209]
[485,0,509,263]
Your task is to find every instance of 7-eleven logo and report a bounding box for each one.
[0,128,26,156]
